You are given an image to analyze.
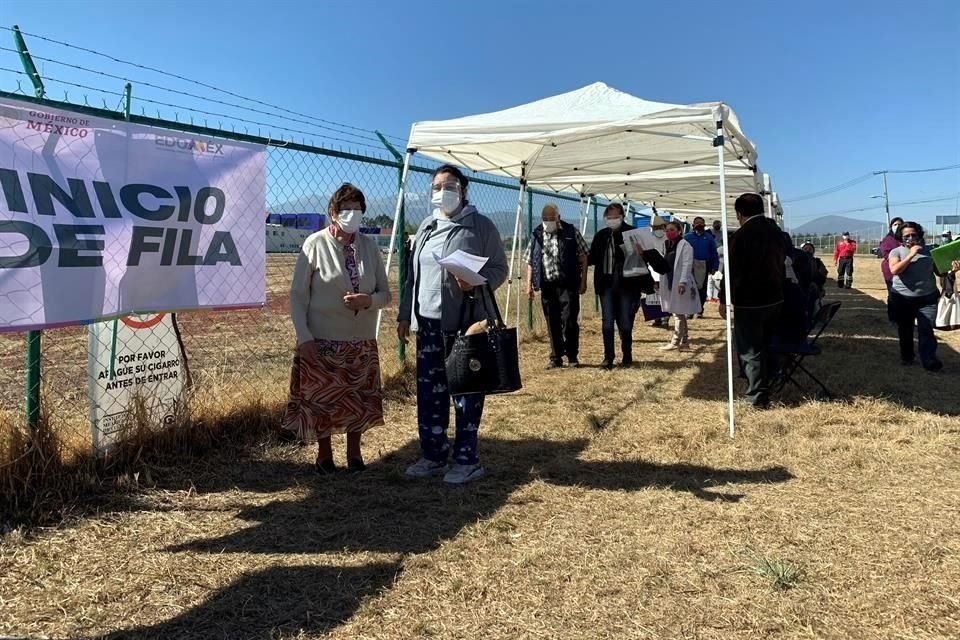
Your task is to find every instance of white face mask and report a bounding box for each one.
[431,189,461,216]
[653,228,666,239]
[605,217,623,230]
[891,224,900,234]
[337,209,362,234]
[543,220,558,233]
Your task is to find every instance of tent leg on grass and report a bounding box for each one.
[377,150,413,339]
[504,165,527,321]
[716,114,736,438]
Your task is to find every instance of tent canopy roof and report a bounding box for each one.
[408,82,762,220]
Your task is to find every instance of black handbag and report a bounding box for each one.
[444,286,522,396]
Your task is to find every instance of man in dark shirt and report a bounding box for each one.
[719,193,785,408]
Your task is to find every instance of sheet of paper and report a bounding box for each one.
[434,250,489,286]
[624,228,656,253]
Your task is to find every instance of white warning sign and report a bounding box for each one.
[87,314,187,454]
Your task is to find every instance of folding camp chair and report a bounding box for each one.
[770,301,842,399]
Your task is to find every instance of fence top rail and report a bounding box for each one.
[0,89,592,206]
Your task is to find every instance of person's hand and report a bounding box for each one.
[952,260,960,273]
[453,276,475,292]
[579,280,588,296]
[678,283,687,296]
[908,244,923,258]
[397,320,411,345]
[526,283,535,300]
[719,304,727,320]
[343,293,371,311]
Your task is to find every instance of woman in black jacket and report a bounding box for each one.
[588,203,645,369]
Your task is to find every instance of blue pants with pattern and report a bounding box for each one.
[416,318,484,465]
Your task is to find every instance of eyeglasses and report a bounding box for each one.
[902,234,918,240]
[431,181,461,193]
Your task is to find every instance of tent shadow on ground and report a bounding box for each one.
[680,285,960,416]
[104,437,791,639]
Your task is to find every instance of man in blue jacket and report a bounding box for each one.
[525,203,589,369]
[684,216,720,318]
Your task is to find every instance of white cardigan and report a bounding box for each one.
[289,230,390,344]
[660,239,703,316]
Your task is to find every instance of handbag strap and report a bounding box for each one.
[455,284,506,333]
[478,284,505,328]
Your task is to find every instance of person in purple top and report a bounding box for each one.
[878,217,905,323]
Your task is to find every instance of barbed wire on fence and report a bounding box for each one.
[0,25,408,145]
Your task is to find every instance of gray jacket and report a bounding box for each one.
[398,204,509,333]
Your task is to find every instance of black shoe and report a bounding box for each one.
[901,358,915,366]
[347,458,367,473]
[696,313,704,319]
[924,360,943,373]
[619,359,634,368]
[316,458,338,475]
[600,359,614,370]
[546,360,563,370]
[567,360,580,369]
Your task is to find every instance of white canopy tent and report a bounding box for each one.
[383,82,771,436]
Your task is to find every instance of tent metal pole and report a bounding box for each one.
[579,195,589,235]
[763,173,773,220]
[716,118,736,438]
[377,150,413,338]
[505,164,527,321]
[515,206,524,329]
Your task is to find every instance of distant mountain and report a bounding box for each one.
[790,215,888,239]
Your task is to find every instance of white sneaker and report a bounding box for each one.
[405,458,449,478]
[659,342,679,351]
[443,463,486,485]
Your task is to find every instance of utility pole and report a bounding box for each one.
[874,170,891,225]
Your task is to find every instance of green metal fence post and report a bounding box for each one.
[13,26,44,99]
[592,197,599,313]
[375,132,407,361]
[123,82,132,119]
[14,25,45,431]
[526,189,533,331]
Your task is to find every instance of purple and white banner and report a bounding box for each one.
[0,98,266,332]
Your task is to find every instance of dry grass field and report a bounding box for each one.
[1,259,959,639]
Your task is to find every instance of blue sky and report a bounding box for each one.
[2,0,958,231]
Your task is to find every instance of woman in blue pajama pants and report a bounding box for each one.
[396,164,508,485]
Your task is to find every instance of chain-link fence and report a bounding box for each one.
[0,90,613,461]
[791,232,885,257]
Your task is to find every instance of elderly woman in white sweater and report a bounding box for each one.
[658,220,703,351]
[283,183,390,474]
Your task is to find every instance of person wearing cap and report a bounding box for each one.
[709,219,725,246]
[642,214,670,327]
[833,232,857,288]
[525,203,589,369]
[940,230,954,246]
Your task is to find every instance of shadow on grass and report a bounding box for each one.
[107,439,793,640]
[681,284,960,415]
[105,437,791,638]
